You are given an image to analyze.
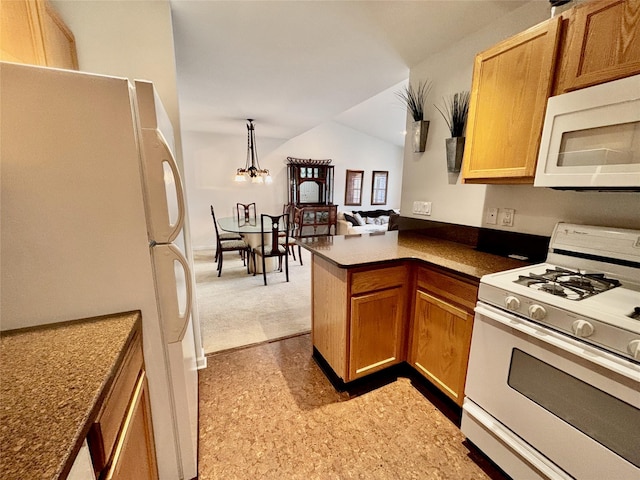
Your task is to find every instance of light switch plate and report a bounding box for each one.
[412,201,432,216]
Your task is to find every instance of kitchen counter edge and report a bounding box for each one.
[298,231,529,280]
[0,311,141,480]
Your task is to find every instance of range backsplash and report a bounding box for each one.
[397,217,550,263]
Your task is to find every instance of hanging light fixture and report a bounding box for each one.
[234,119,272,184]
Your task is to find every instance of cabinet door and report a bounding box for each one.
[559,0,640,92]
[104,372,158,480]
[38,0,78,69]
[409,290,473,406]
[0,0,46,65]
[462,17,561,183]
[349,287,404,381]
[0,0,77,69]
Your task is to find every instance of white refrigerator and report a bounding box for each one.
[0,62,202,480]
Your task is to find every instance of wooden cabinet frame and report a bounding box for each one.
[554,0,640,94]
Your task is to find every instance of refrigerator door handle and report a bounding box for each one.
[153,243,193,344]
[142,128,185,243]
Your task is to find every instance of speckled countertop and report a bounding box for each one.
[0,311,140,480]
[299,231,529,279]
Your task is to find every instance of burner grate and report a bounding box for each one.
[514,267,621,300]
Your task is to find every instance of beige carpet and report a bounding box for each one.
[199,334,507,480]
[193,248,311,354]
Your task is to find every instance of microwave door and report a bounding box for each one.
[534,74,640,188]
[141,128,185,243]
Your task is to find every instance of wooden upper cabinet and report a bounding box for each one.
[461,17,561,184]
[0,0,45,65]
[555,0,640,94]
[39,0,78,69]
[0,0,78,69]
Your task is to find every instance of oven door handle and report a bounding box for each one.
[475,304,640,382]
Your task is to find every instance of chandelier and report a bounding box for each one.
[234,119,272,184]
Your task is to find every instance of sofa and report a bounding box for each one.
[337,209,399,235]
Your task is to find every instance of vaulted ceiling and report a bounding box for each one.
[170,1,534,146]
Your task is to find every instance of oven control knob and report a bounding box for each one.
[571,320,594,337]
[628,340,640,360]
[528,304,547,321]
[505,296,520,310]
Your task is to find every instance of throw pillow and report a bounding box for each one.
[353,212,365,226]
[366,217,377,225]
[378,215,390,224]
[343,213,357,225]
[388,213,400,231]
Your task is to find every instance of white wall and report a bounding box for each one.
[52,0,184,166]
[183,121,403,249]
[401,1,640,237]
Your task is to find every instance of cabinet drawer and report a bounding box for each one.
[88,332,143,471]
[416,267,478,311]
[351,264,406,295]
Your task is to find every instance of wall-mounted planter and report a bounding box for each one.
[412,120,429,153]
[446,136,465,173]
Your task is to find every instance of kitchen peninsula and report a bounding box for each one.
[299,231,527,405]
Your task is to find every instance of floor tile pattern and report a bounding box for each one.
[199,334,505,480]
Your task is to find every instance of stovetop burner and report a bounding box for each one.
[514,267,621,300]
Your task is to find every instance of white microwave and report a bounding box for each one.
[534,74,640,190]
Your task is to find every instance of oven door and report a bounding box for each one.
[462,302,640,480]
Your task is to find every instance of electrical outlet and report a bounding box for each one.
[486,207,498,225]
[502,208,515,227]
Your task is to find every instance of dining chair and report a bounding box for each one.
[210,206,243,263]
[251,213,289,286]
[211,205,249,276]
[236,202,257,224]
[278,204,302,265]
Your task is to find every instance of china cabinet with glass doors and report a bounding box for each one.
[286,157,337,237]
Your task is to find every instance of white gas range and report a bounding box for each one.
[462,223,640,480]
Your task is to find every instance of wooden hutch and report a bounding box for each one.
[286,157,337,237]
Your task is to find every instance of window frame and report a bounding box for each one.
[371,170,388,205]
[344,169,364,206]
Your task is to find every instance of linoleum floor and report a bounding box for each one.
[198,334,508,480]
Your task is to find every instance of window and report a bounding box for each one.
[344,170,363,206]
[371,171,388,205]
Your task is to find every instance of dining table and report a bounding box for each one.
[217,216,288,274]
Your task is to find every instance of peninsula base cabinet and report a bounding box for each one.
[311,255,479,404]
[312,256,407,382]
[349,285,405,380]
[408,267,478,406]
[409,291,474,406]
